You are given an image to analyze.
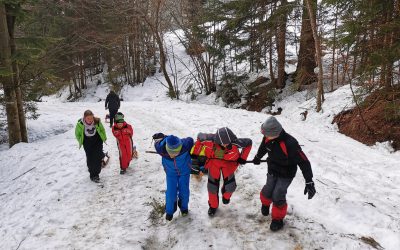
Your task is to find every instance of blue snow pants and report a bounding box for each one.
[165,174,190,215]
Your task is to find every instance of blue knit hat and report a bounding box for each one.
[166,135,182,156]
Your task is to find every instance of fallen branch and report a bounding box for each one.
[360,236,384,250]
[12,167,36,181]
[15,236,27,250]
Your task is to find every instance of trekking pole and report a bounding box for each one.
[244,160,268,164]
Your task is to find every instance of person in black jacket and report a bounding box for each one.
[252,116,316,231]
[105,90,120,128]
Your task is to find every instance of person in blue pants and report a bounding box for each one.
[153,133,194,221]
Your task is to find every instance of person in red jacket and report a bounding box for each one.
[112,112,136,174]
[191,127,252,216]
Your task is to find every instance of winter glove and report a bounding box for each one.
[252,156,261,165]
[152,133,165,142]
[304,181,316,199]
[237,158,247,165]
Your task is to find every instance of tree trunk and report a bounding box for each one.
[0,4,21,147]
[276,0,288,89]
[269,35,275,82]
[330,5,338,92]
[295,0,316,90]
[305,0,324,112]
[6,6,27,142]
[142,0,176,98]
[79,54,85,89]
[155,32,176,98]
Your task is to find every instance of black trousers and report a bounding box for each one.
[83,133,104,178]
[109,109,118,127]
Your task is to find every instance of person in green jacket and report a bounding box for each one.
[75,110,107,183]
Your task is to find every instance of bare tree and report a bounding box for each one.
[305,0,324,112]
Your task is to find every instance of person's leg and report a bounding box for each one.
[177,174,190,212]
[165,175,178,217]
[207,166,221,209]
[260,174,277,215]
[271,177,293,220]
[221,165,238,203]
[269,177,293,231]
[109,109,117,127]
[119,143,129,171]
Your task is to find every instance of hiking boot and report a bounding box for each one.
[91,176,100,183]
[181,210,189,217]
[261,205,270,216]
[222,197,230,204]
[208,207,217,217]
[270,219,284,231]
[166,214,173,221]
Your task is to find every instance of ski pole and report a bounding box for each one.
[144,151,269,164]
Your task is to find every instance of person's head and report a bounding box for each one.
[83,110,94,124]
[214,127,237,148]
[115,112,125,128]
[261,116,283,140]
[166,135,182,158]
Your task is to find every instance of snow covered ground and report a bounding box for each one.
[1,82,400,250]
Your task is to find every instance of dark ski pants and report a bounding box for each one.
[260,174,293,220]
[109,109,118,127]
[165,174,190,215]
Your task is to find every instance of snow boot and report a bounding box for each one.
[222,197,230,204]
[120,169,126,175]
[208,207,217,217]
[181,210,189,217]
[91,176,100,183]
[270,219,284,231]
[166,214,173,221]
[261,205,270,216]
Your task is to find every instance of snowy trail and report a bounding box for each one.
[1,98,400,250]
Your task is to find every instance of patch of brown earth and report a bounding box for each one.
[333,86,400,151]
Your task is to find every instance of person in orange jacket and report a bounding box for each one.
[112,112,137,174]
[191,127,252,216]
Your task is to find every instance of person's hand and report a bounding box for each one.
[304,181,316,199]
[152,133,165,142]
[237,158,247,165]
[252,156,261,165]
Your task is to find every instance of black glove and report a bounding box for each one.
[304,181,316,199]
[252,156,261,165]
[152,133,165,140]
[237,158,247,165]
